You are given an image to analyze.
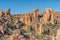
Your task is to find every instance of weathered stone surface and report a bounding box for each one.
[33,8,38,22]
[41,8,56,24]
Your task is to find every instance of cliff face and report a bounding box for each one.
[0,8,60,40]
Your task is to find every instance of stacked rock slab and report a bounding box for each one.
[42,8,56,25]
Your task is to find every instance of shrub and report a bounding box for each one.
[7,29,13,35]
[47,22,53,26]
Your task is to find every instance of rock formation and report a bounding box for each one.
[33,8,38,22]
[4,9,10,16]
[42,8,56,25]
[0,8,59,40]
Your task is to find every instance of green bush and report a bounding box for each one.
[7,29,13,35]
[47,23,53,26]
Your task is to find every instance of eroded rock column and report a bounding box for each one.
[33,8,38,22]
[42,8,51,24]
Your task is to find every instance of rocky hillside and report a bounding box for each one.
[0,8,60,40]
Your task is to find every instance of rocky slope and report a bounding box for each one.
[0,8,60,40]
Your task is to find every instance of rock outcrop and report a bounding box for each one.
[42,8,56,24]
[0,8,59,40]
[0,9,11,18]
[4,9,10,16]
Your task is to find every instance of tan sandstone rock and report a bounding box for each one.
[0,10,3,17]
[42,8,56,24]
